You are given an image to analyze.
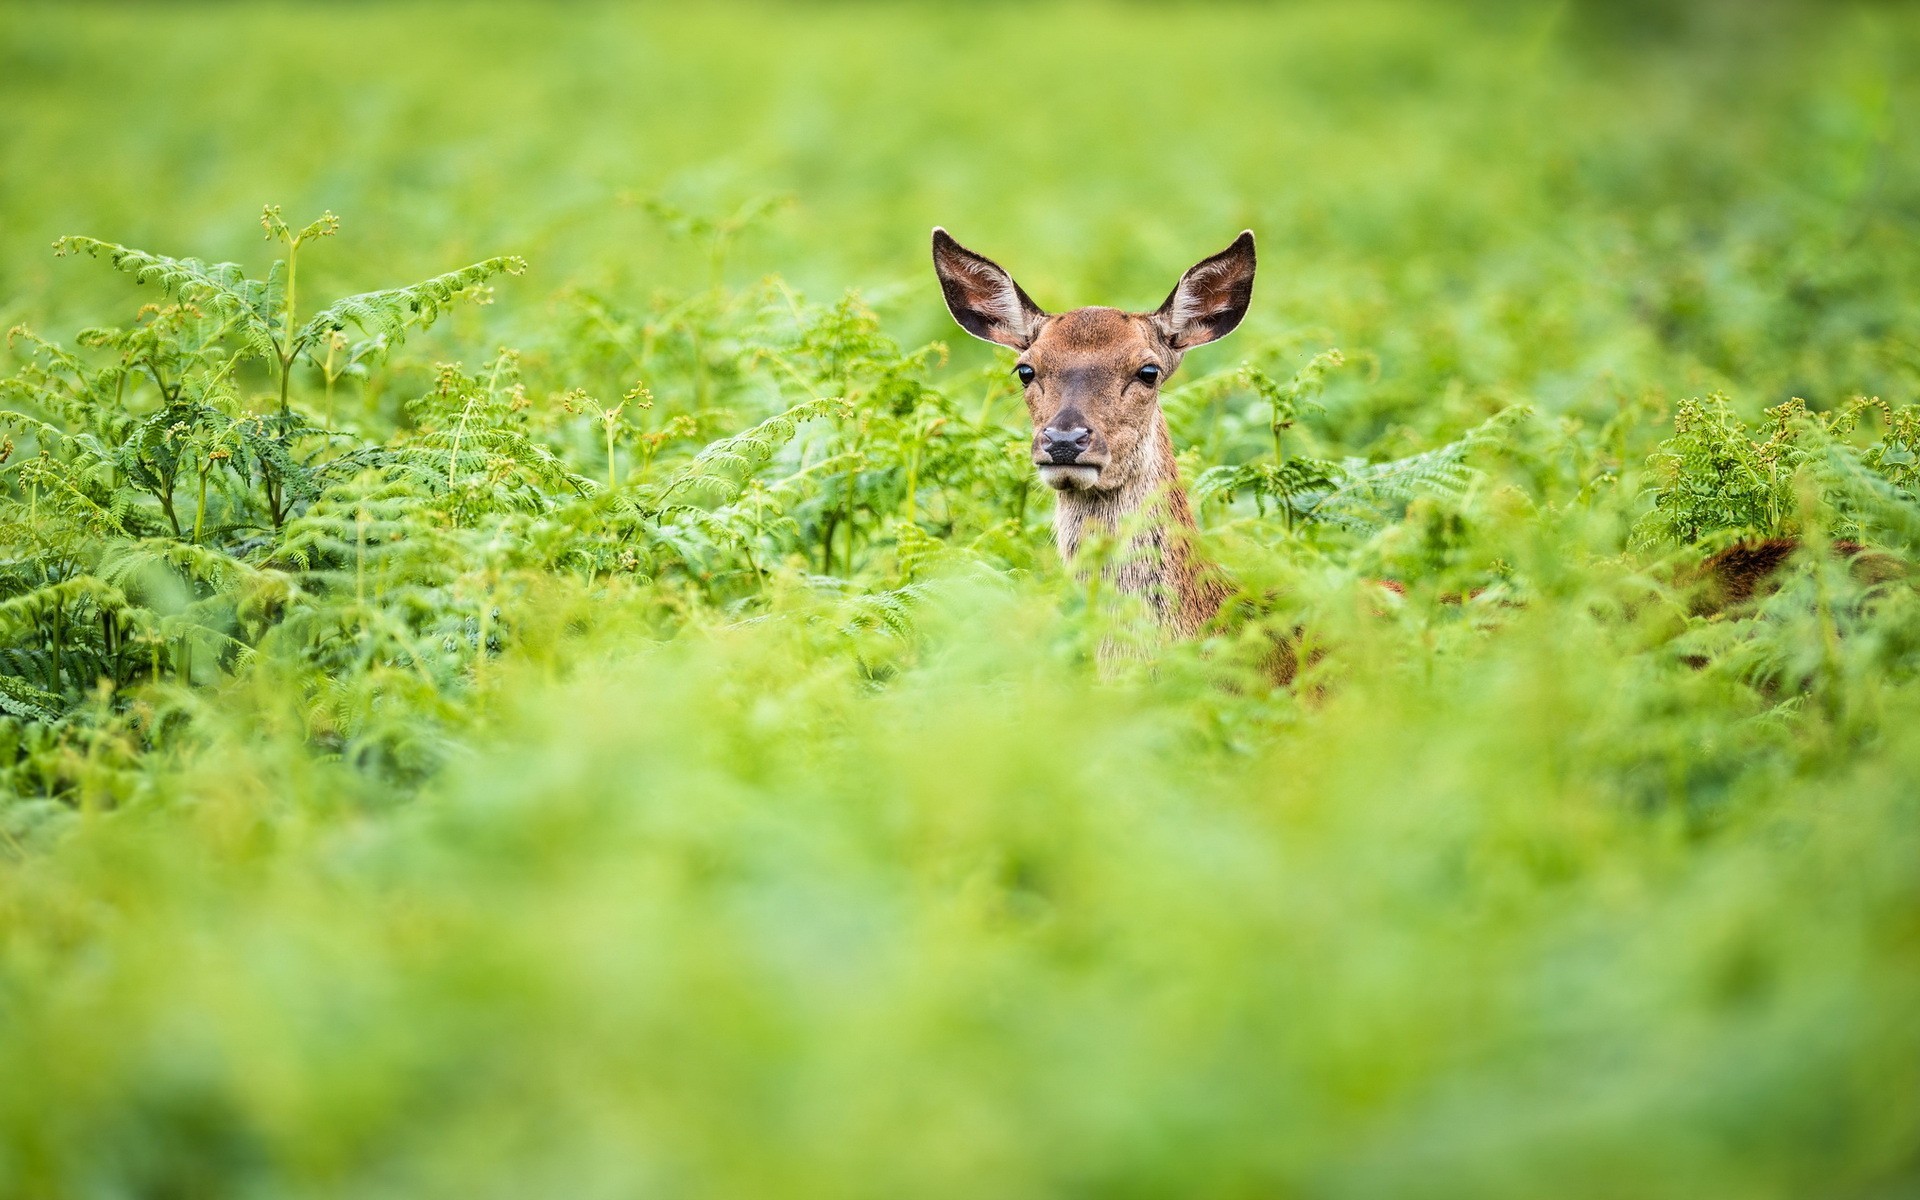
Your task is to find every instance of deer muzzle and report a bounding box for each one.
[1034,419,1105,490]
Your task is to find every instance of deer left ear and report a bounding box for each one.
[931,228,1047,350]
[1154,231,1256,350]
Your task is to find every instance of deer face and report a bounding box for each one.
[932,229,1256,492]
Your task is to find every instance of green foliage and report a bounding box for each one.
[4,3,1920,1197]
[1192,352,1524,539]
[0,210,1041,751]
[1191,352,1349,527]
[1636,395,1920,550]
[0,217,538,736]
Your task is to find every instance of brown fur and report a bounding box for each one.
[1695,538,1899,611]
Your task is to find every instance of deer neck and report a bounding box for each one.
[1052,414,1227,638]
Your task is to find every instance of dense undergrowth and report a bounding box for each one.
[3,2,1920,1196]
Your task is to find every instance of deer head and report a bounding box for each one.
[931,228,1256,494]
[931,229,1255,641]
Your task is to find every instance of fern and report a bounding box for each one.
[1190,351,1349,528]
[52,237,280,361]
[1,206,1554,806]
[1633,395,1920,551]
[1805,434,1920,553]
[0,212,549,744]
[0,672,63,722]
[657,395,850,507]
[1634,395,1794,548]
[1194,458,1344,523]
[295,255,526,356]
[1312,407,1528,533]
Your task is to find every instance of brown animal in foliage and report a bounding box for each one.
[932,228,1255,639]
[1696,538,1903,611]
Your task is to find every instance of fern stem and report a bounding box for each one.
[448,396,476,492]
[605,415,618,492]
[157,488,181,537]
[145,360,176,405]
[279,238,300,416]
[742,508,766,586]
[192,464,210,544]
[322,337,339,428]
[1271,390,1294,532]
[49,603,63,697]
[101,610,117,688]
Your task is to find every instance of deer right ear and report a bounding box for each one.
[1155,231,1257,350]
[931,228,1045,350]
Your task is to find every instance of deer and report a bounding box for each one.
[932,231,1913,676]
[931,227,1256,642]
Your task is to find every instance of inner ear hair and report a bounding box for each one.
[931,228,1045,349]
[1156,231,1256,350]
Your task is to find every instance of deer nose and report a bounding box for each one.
[1041,425,1092,463]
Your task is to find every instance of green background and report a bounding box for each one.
[4,3,1920,1197]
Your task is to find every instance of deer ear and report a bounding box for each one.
[1154,231,1256,349]
[931,228,1045,350]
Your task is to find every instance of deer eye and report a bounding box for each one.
[1015,364,1035,385]
[1135,364,1162,386]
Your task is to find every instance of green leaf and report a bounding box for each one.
[53,236,279,361]
[295,256,528,357]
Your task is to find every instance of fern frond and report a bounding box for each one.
[1310,406,1527,533]
[658,396,849,507]
[0,576,132,637]
[295,256,528,355]
[100,538,260,594]
[1807,436,1920,552]
[841,581,933,639]
[0,673,64,722]
[53,237,278,360]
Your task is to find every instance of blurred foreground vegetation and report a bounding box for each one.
[4,2,1920,1195]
